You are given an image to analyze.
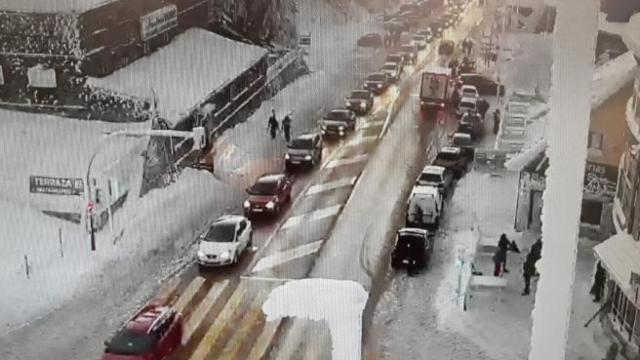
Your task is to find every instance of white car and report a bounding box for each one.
[460,84,479,99]
[416,165,454,195]
[411,34,428,50]
[406,185,444,229]
[456,96,478,117]
[197,215,253,267]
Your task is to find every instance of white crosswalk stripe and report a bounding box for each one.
[173,276,205,313]
[359,120,384,129]
[182,280,230,344]
[281,205,342,229]
[251,240,324,273]
[305,177,357,196]
[324,154,368,169]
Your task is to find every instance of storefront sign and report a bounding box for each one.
[27,65,56,88]
[584,162,617,198]
[140,5,178,41]
[29,176,84,196]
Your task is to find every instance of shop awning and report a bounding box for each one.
[594,232,640,293]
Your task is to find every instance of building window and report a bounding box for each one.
[588,132,604,150]
[609,282,640,343]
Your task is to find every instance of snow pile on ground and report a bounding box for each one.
[262,279,368,360]
[0,167,235,334]
[87,28,268,124]
[591,51,637,108]
[1,0,116,12]
[504,139,547,171]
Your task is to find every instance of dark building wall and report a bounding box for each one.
[601,0,640,22]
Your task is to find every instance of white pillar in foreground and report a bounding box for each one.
[528,0,598,359]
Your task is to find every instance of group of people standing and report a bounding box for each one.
[491,234,544,296]
[461,37,474,56]
[267,109,293,142]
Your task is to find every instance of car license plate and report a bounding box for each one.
[402,260,409,264]
[253,208,263,213]
[291,160,301,164]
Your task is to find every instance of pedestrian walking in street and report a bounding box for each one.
[449,86,460,109]
[493,247,506,277]
[268,109,279,140]
[282,111,293,143]
[497,233,511,273]
[590,261,606,302]
[493,109,501,134]
[478,98,490,120]
[467,38,474,56]
[522,252,537,295]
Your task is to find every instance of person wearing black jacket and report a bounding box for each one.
[522,252,537,295]
[498,233,511,273]
[590,262,606,302]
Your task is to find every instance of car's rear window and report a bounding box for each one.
[383,64,397,70]
[453,136,472,146]
[368,74,387,82]
[248,180,279,195]
[204,222,236,242]
[105,329,155,356]
[289,138,313,149]
[419,173,442,183]
[460,101,476,108]
[326,110,351,120]
[350,91,369,99]
[437,152,460,161]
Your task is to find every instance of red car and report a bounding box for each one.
[102,305,183,360]
[243,174,292,217]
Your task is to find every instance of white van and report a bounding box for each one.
[405,185,444,229]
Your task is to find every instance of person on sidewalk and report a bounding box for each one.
[268,109,279,140]
[522,252,537,295]
[282,111,293,143]
[493,109,501,134]
[493,247,506,277]
[590,261,606,302]
[497,233,512,273]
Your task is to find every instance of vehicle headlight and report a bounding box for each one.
[377,84,382,88]
[321,124,328,130]
[304,155,312,161]
[339,125,345,131]
[285,153,290,160]
[266,201,275,209]
[346,101,351,107]
[243,200,251,208]
[197,250,206,259]
[360,102,366,108]
[220,251,231,259]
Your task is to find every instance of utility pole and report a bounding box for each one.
[528,0,598,359]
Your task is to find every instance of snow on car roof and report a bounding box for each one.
[2,0,117,13]
[398,228,428,236]
[257,174,285,183]
[87,28,268,123]
[214,215,243,225]
[410,185,440,196]
[461,85,478,90]
[459,96,477,103]
[422,165,445,174]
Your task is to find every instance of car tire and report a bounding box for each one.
[391,257,402,269]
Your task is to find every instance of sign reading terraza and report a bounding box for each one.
[140,5,178,41]
[29,176,84,196]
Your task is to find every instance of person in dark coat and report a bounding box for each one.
[268,109,279,139]
[477,98,490,120]
[493,247,506,277]
[493,109,501,134]
[449,86,460,108]
[522,252,537,295]
[590,261,606,302]
[282,111,293,143]
[531,238,543,263]
[497,233,511,273]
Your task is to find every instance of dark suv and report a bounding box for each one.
[285,133,323,170]
[345,89,374,115]
[319,109,357,136]
[457,73,506,96]
[391,228,434,271]
[432,146,469,177]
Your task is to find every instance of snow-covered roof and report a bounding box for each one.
[504,139,547,172]
[441,146,461,154]
[87,28,268,123]
[410,185,439,196]
[1,0,117,13]
[623,13,640,59]
[257,174,285,183]
[594,232,640,293]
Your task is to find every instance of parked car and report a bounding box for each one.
[400,43,419,65]
[451,132,475,161]
[102,305,183,360]
[458,57,477,73]
[285,133,323,170]
[357,33,383,48]
[458,112,484,140]
[442,13,457,27]
[411,34,428,50]
[459,84,479,99]
[416,165,454,196]
[319,108,357,136]
[432,146,468,177]
[384,18,410,32]
[386,53,406,68]
[456,73,506,96]
[406,185,444,229]
[345,89,374,115]
[456,96,477,117]
[438,40,455,56]
[391,228,434,270]
[197,215,252,267]
[243,173,292,217]
[416,29,434,43]
[382,62,402,82]
[363,72,392,95]
[429,20,445,37]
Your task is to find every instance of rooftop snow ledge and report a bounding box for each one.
[591,51,638,109]
[504,138,547,172]
[599,11,627,36]
[623,13,640,60]
[1,0,118,13]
